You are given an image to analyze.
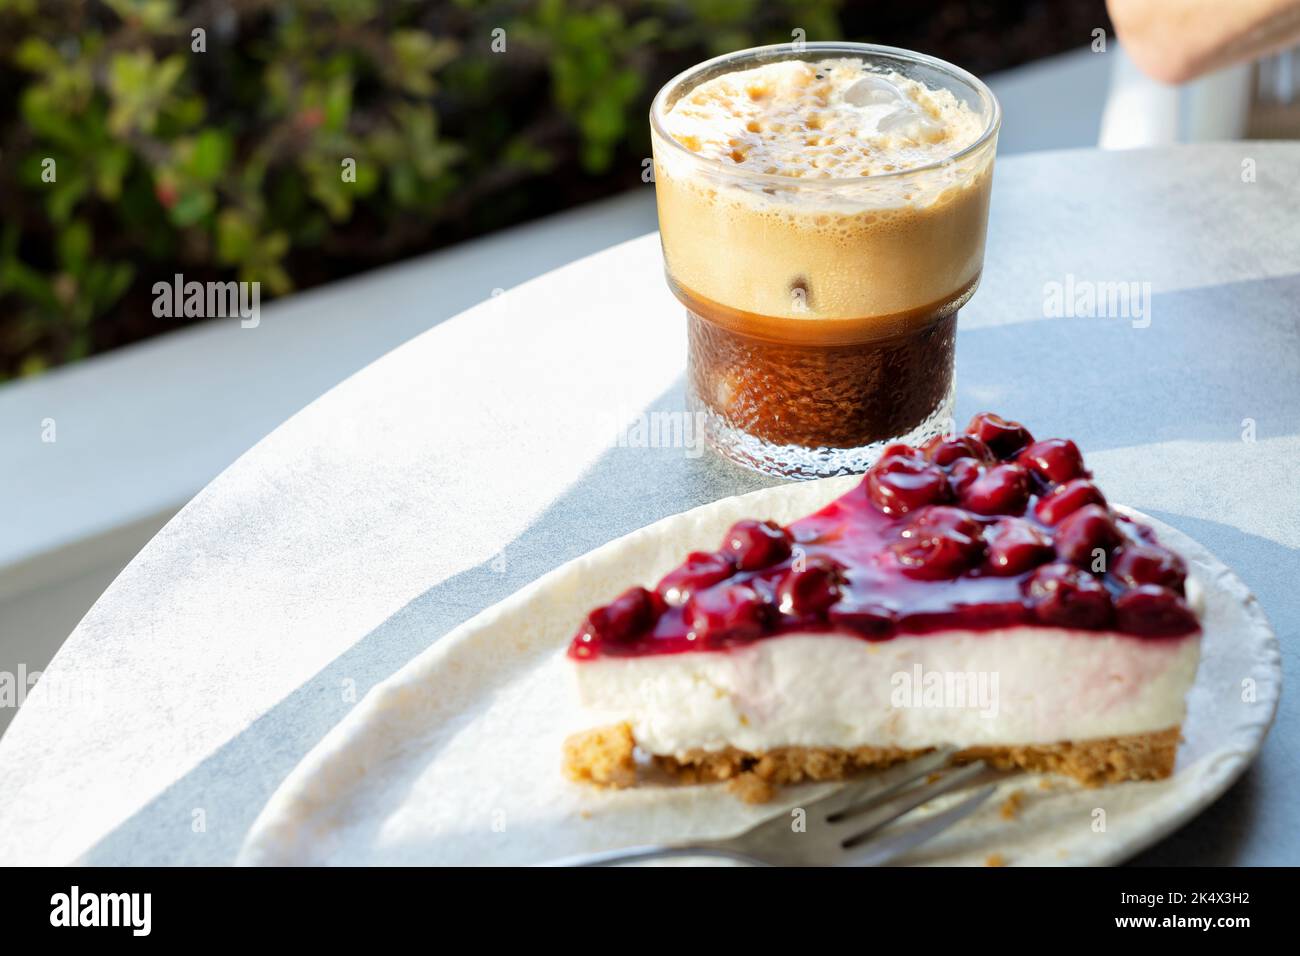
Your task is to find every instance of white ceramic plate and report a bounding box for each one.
[238,477,1280,866]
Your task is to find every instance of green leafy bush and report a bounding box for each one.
[0,0,840,378]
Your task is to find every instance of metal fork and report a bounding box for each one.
[548,749,995,866]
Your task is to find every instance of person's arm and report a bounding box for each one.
[1107,0,1300,83]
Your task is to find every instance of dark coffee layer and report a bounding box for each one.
[687,307,956,448]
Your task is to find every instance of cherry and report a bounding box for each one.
[1114,585,1198,636]
[960,462,1031,516]
[1034,479,1107,525]
[966,412,1033,459]
[656,551,735,606]
[985,517,1054,576]
[775,558,842,616]
[828,600,896,637]
[1111,543,1188,594]
[571,586,664,657]
[923,434,994,466]
[1023,563,1113,629]
[878,442,918,462]
[866,454,950,517]
[685,584,771,643]
[1054,504,1122,567]
[723,519,792,571]
[889,506,986,580]
[1017,438,1087,484]
[947,457,984,497]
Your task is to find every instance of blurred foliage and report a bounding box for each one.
[0,0,839,377]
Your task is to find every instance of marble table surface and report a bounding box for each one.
[1,144,1295,866]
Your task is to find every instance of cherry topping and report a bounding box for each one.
[947,457,984,497]
[1023,563,1113,629]
[571,586,664,657]
[1054,504,1122,567]
[960,462,1031,516]
[1017,438,1087,484]
[657,551,735,606]
[866,454,949,517]
[985,517,1054,576]
[878,442,917,462]
[568,412,1200,661]
[1034,479,1107,525]
[966,412,1033,459]
[1111,543,1188,594]
[684,584,771,643]
[889,506,986,580]
[828,600,896,637]
[1114,585,1198,636]
[923,434,994,466]
[775,558,842,616]
[723,519,792,571]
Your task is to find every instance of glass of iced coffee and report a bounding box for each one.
[650,43,1000,478]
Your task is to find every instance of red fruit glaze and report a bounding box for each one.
[567,415,1199,658]
[865,454,949,516]
[966,412,1033,458]
[684,584,771,645]
[1114,585,1199,636]
[1054,504,1122,566]
[569,586,665,659]
[1110,543,1187,594]
[1023,563,1113,629]
[961,463,1031,516]
[657,551,735,606]
[776,558,842,616]
[923,434,994,466]
[1018,438,1088,484]
[947,457,984,497]
[985,517,1054,576]
[1034,479,1107,525]
[723,519,792,570]
[889,506,986,580]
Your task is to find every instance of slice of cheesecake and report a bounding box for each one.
[563,413,1202,800]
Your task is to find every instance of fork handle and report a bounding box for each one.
[541,843,760,867]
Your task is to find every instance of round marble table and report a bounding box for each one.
[1,144,1296,866]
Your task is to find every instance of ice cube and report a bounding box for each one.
[876,106,944,142]
[843,76,905,108]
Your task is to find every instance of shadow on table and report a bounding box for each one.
[78,375,775,864]
[79,274,1300,865]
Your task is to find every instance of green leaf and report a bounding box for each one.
[324,75,352,131]
[47,175,89,224]
[14,37,61,73]
[388,29,456,96]
[169,187,214,226]
[57,220,92,272]
[216,209,256,264]
[188,128,231,181]
[95,145,132,200]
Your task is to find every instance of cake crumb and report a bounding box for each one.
[985,852,1007,867]
[727,771,776,804]
[926,772,944,785]
[1000,790,1024,820]
[1038,778,1055,790]
[563,722,637,788]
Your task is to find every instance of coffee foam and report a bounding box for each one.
[652,57,996,325]
[661,59,984,179]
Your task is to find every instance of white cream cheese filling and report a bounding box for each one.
[573,629,1202,756]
